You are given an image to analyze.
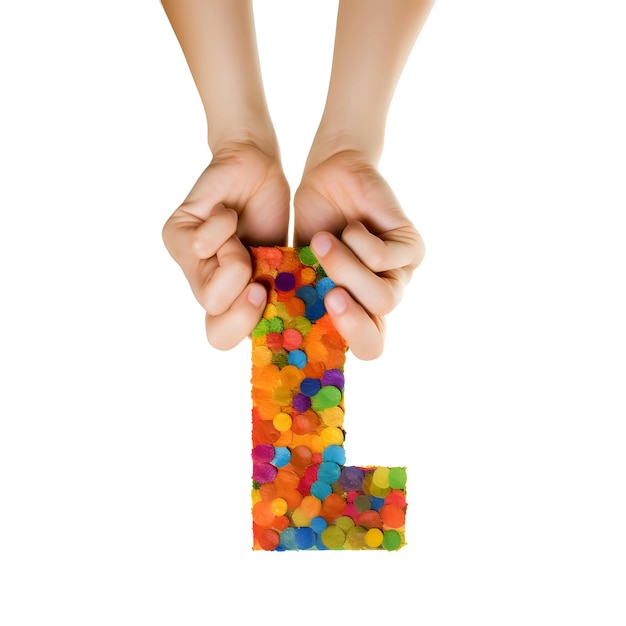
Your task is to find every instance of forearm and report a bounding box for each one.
[161,0,277,154]
[308,0,435,167]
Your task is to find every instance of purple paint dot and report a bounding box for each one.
[275,272,296,292]
[339,466,364,491]
[292,393,312,413]
[321,369,345,390]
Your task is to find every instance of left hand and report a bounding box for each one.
[294,150,425,359]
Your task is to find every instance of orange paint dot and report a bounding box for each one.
[321,493,346,521]
[282,488,303,510]
[273,429,294,447]
[300,495,322,519]
[290,445,313,474]
[273,515,290,531]
[385,489,407,508]
[252,500,275,528]
[299,266,317,285]
[279,365,304,388]
[356,509,383,529]
[259,482,278,501]
[255,527,280,551]
[252,420,281,445]
[302,360,326,379]
[274,468,300,492]
[380,504,406,529]
[291,410,320,435]
[252,365,281,390]
[252,346,273,367]
[285,297,305,318]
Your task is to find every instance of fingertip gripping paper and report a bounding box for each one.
[250,246,407,551]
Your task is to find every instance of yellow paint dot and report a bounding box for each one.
[263,303,277,319]
[372,467,390,489]
[365,528,384,548]
[320,426,344,447]
[271,497,288,516]
[320,406,344,427]
[273,412,292,432]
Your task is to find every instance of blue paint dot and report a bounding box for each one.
[370,496,385,511]
[272,447,291,468]
[295,527,316,550]
[318,461,342,484]
[322,444,346,466]
[311,480,333,500]
[300,377,322,397]
[311,516,328,534]
[306,299,326,321]
[316,277,335,298]
[296,285,318,306]
[288,349,307,369]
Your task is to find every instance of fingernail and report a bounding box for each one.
[326,289,347,314]
[313,233,332,257]
[247,284,266,307]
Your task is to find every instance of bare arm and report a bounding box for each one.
[307,0,435,168]
[295,0,435,359]
[160,0,289,349]
[161,0,278,155]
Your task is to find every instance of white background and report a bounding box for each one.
[1,1,625,624]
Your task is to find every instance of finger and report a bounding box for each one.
[197,236,253,317]
[341,220,425,273]
[323,288,385,360]
[311,231,402,317]
[205,282,267,351]
[162,203,237,266]
[190,205,238,259]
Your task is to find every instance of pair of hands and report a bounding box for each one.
[162,143,424,360]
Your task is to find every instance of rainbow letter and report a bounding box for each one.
[250,247,407,551]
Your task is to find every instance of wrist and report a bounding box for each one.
[208,116,280,160]
[304,125,383,172]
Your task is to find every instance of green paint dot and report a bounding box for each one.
[293,316,312,335]
[298,246,318,266]
[252,318,270,337]
[388,467,407,489]
[382,529,403,551]
[321,525,346,549]
[311,386,342,411]
[271,349,289,369]
[268,317,284,333]
[334,515,355,532]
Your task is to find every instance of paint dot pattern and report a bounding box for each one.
[251,247,407,551]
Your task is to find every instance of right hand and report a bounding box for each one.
[162,142,290,350]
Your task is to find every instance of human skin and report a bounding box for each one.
[161,0,435,358]
[160,0,290,349]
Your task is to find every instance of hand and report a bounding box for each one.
[162,142,290,350]
[294,150,425,360]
